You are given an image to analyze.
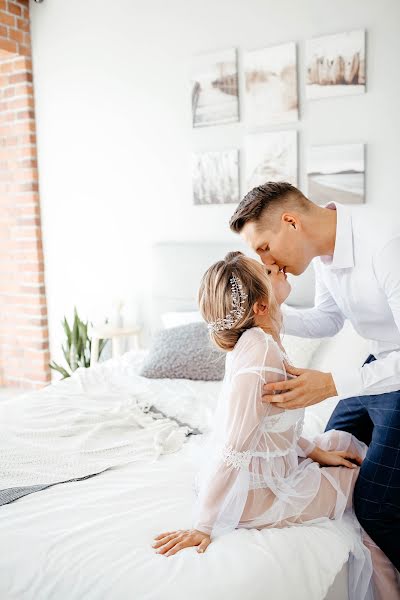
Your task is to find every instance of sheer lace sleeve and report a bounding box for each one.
[296,436,316,458]
[192,368,266,537]
[192,328,297,539]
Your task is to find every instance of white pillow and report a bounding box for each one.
[161,310,203,329]
[280,334,322,369]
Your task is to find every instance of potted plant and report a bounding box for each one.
[49,306,107,379]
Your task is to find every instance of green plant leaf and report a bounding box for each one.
[99,338,107,357]
[61,343,70,367]
[63,317,72,346]
[49,361,71,379]
[51,307,106,377]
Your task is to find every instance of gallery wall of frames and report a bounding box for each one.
[191,29,366,207]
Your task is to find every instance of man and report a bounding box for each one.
[229,181,400,571]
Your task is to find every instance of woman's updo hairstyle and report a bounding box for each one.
[198,251,279,352]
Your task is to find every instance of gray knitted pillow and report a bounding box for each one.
[139,321,226,381]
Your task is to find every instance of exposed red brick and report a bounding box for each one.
[0,2,50,390]
[7,95,33,109]
[12,55,30,70]
[0,38,17,54]
[1,11,15,27]
[8,28,24,44]
[7,2,22,16]
[16,17,29,32]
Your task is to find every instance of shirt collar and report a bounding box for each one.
[320,202,355,269]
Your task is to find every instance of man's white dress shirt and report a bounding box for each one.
[282,202,400,399]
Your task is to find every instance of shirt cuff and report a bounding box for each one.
[330,365,363,399]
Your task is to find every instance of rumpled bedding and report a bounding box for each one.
[0,350,219,504]
[0,350,367,600]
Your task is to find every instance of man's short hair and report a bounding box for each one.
[229,181,311,233]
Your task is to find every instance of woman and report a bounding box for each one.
[152,252,400,600]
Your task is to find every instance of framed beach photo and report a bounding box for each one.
[245,130,298,193]
[191,49,239,128]
[244,42,298,127]
[307,143,365,205]
[193,149,240,205]
[306,30,366,100]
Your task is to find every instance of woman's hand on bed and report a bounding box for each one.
[309,447,363,469]
[152,529,211,556]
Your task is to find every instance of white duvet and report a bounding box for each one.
[0,350,362,600]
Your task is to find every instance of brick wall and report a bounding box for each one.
[0,0,50,389]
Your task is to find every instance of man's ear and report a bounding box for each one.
[253,300,268,316]
[282,213,299,230]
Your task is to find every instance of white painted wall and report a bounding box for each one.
[29,0,400,375]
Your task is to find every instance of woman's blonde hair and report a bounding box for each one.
[198,251,280,352]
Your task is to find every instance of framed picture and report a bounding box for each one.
[245,130,298,193]
[306,30,366,99]
[192,49,239,128]
[307,143,365,204]
[193,149,240,205]
[244,42,298,127]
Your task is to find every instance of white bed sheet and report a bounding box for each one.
[0,434,360,600]
[0,350,361,600]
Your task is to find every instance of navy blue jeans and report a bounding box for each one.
[325,355,400,570]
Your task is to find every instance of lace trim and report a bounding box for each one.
[249,472,268,490]
[221,445,296,469]
[263,413,283,427]
[221,445,251,469]
[249,479,270,490]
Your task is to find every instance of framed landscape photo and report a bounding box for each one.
[244,42,298,127]
[306,30,366,99]
[245,130,298,192]
[193,149,240,205]
[192,49,239,128]
[307,143,365,204]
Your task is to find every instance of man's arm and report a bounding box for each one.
[330,236,400,398]
[282,261,345,338]
[265,236,400,408]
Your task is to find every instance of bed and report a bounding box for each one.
[0,242,372,600]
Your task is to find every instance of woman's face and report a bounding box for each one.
[264,262,291,305]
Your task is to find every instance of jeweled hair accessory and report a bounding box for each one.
[207,273,248,333]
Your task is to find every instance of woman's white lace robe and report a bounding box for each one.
[192,327,367,539]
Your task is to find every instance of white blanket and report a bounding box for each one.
[0,352,205,489]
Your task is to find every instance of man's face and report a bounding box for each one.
[240,213,313,276]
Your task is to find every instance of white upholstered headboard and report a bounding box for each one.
[148,241,315,335]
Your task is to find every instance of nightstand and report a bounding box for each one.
[90,325,141,366]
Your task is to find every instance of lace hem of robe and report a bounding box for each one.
[221,444,297,469]
[221,445,252,469]
[220,420,305,470]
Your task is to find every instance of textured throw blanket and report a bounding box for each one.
[0,356,199,506]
